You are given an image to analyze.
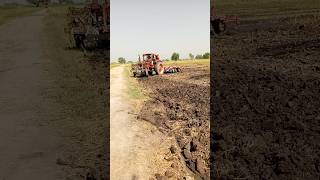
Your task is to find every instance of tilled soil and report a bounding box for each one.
[137,64,210,179]
[212,13,320,179]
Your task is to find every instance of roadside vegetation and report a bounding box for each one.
[42,5,107,178]
[121,64,149,110]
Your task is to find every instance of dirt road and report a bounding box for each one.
[0,11,66,179]
[110,66,192,179]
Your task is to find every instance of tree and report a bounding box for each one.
[118,57,126,64]
[171,52,179,61]
[127,61,133,64]
[202,52,210,59]
[195,54,203,59]
[189,53,194,60]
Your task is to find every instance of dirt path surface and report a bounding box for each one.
[0,11,66,179]
[110,66,191,179]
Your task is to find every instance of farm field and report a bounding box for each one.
[133,59,210,179]
[212,0,320,179]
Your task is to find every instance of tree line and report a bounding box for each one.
[117,52,210,64]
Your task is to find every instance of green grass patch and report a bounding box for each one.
[122,64,148,102]
[0,5,41,25]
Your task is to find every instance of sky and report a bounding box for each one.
[110,0,210,62]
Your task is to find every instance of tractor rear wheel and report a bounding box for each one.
[155,62,164,75]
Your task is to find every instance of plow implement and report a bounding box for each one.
[164,66,181,73]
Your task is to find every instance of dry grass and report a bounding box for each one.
[41,5,107,177]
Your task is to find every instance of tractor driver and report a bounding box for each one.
[145,54,152,61]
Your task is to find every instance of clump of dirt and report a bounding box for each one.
[137,64,210,179]
[212,13,320,179]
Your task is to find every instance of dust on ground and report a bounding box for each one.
[0,10,67,180]
[137,62,210,179]
[212,9,320,179]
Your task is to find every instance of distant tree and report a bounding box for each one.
[127,61,133,64]
[171,52,179,61]
[195,54,203,59]
[118,57,126,64]
[189,53,194,60]
[202,52,210,59]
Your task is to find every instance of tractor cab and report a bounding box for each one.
[143,54,160,61]
[142,53,160,65]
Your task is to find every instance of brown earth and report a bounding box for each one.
[0,10,68,180]
[211,12,320,179]
[137,64,210,179]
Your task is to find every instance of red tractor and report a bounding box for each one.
[131,53,181,77]
[65,0,110,51]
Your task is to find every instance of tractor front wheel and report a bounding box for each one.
[155,62,164,75]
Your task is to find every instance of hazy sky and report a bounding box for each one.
[110,0,210,61]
